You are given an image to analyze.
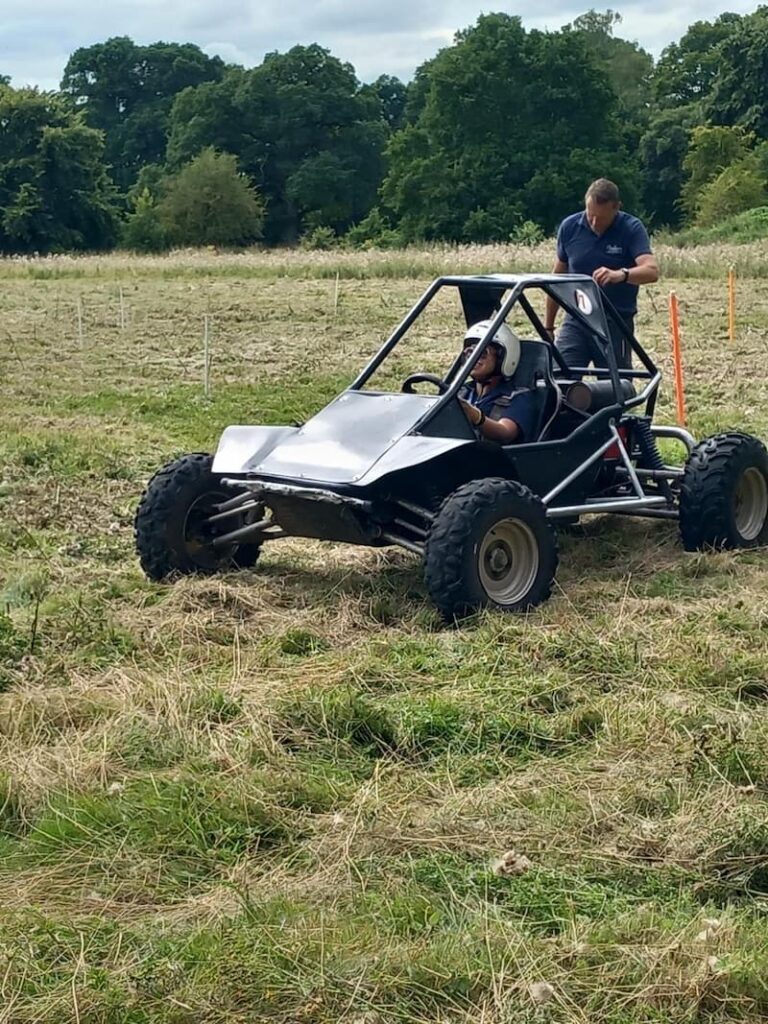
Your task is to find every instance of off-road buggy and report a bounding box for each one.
[135,274,768,618]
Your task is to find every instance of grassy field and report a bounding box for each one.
[2,244,768,1023]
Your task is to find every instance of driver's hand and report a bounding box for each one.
[459,399,483,426]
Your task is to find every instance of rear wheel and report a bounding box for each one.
[424,478,558,619]
[679,432,768,550]
[135,453,262,581]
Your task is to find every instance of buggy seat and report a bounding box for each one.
[507,340,561,442]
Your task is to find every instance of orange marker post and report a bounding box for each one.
[669,291,687,427]
[728,267,736,343]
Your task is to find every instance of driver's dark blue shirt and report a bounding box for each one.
[460,380,538,443]
[556,211,652,315]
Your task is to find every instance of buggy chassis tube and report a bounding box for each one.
[349,278,443,390]
[348,274,664,440]
[620,467,683,480]
[651,425,696,453]
[542,423,671,518]
[218,480,433,556]
[540,287,660,400]
[547,497,668,518]
[214,479,380,546]
[211,518,281,547]
[542,433,619,504]
[220,478,374,511]
[380,531,423,555]
[420,281,661,438]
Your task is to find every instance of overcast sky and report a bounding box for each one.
[2,1,761,91]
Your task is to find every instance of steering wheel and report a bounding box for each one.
[401,372,448,395]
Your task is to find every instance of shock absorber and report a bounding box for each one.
[634,417,673,500]
[634,417,664,471]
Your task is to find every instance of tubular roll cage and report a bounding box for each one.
[348,273,695,524]
[351,272,660,411]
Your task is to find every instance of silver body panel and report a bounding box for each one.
[354,434,470,486]
[212,425,298,474]
[213,390,463,485]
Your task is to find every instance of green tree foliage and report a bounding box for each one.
[0,85,118,253]
[565,10,653,125]
[60,37,226,189]
[361,75,408,130]
[652,13,742,109]
[680,125,754,220]
[121,189,168,252]
[9,10,768,250]
[695,159,768,227]
[642,15,734,230]
[639,107,698,228]
[157,148,264,246]
[664,205,768,245]
[705,8,768,138]
[401,63,432,126]
[166,45,388,242]
[380,14,638,242]
[345,207,403,248]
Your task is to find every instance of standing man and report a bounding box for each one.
[544,179,659,369]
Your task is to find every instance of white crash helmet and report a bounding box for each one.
[463,319,521,378]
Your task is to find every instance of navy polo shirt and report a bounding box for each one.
[556,211,652,315]
[461,381,538,443]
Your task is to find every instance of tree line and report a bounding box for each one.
[2,8,768,254]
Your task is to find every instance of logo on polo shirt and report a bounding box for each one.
[606,244,623,255]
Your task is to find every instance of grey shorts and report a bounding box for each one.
[556,314,634,372]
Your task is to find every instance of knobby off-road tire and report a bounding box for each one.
[135,453,261,581]
[424,478,558,619]
[679,432,768,551]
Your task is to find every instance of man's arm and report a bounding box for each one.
[593,218,658,287]
[592,253,659,287]
[545,257,568,335]
[481,416,520,443]
[460,388,540,443]
[459,399,521,442]
[630,252,659,282]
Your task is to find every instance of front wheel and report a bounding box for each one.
[135,453,262,581]
[423,478,559,619]
[679,432,768,550]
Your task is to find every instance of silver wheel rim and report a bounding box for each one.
[734,467,768,541]
[478,518,539,605]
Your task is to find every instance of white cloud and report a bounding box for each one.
[2,0,763,89]
[199,42,250,67]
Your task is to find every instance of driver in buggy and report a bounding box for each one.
[458,320,538,444]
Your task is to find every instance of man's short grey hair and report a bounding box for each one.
[585,178,620,204]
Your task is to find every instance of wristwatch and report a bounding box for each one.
[476,409,486,427]
[621,268,630,283]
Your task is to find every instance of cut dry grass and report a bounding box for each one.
[3,238,768,281]
[1,248,768,1022]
